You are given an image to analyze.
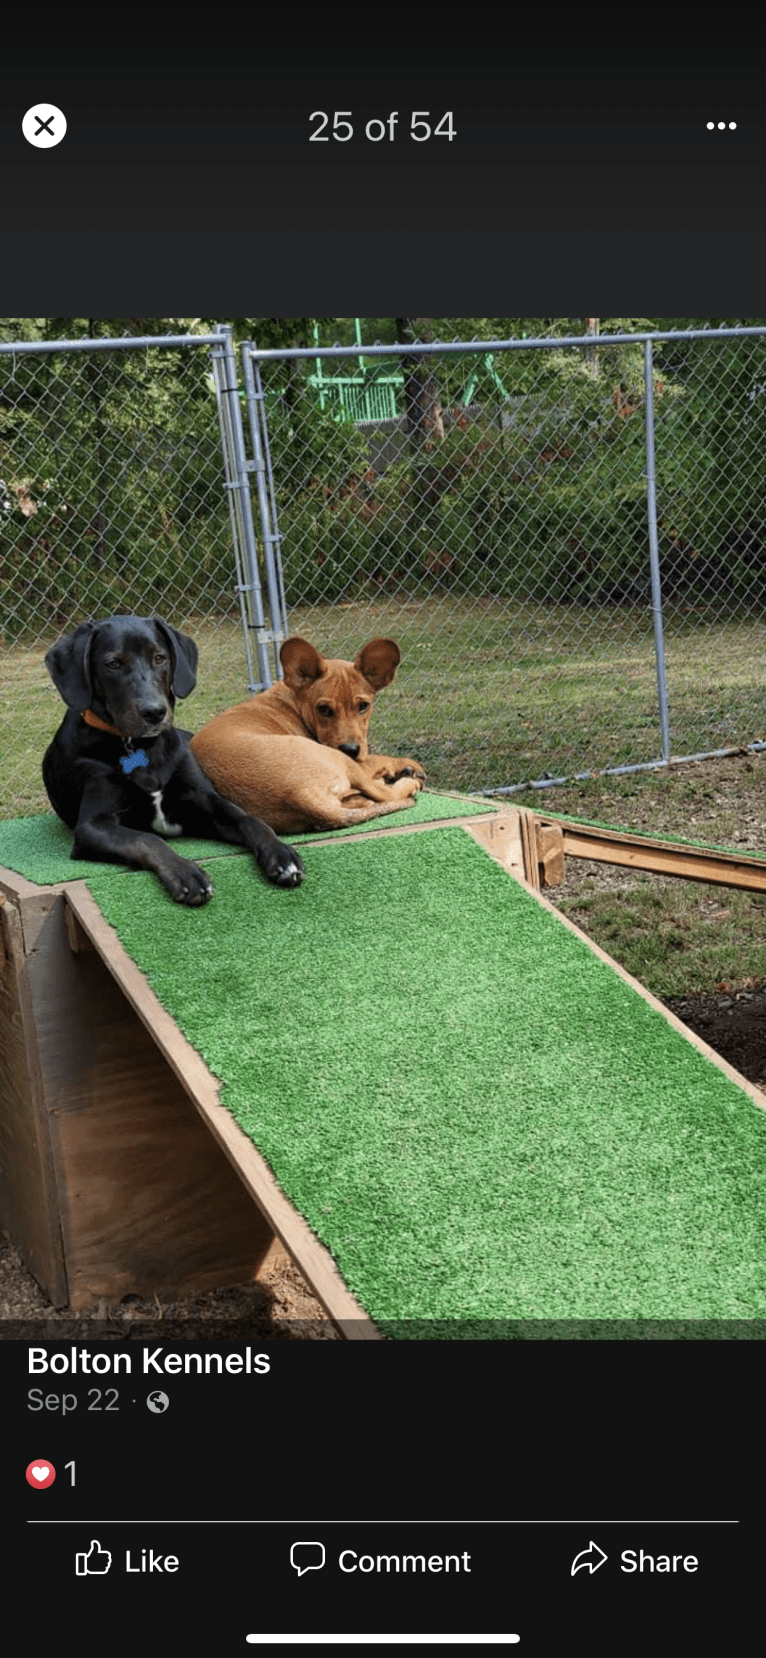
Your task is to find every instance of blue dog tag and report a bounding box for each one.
[120,749,149,775]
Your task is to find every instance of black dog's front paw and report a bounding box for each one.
[162,860,215,906]
[259,839,305,888]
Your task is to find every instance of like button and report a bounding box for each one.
[75,1541,112,1576]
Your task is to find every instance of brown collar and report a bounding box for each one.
[82,709,125,739]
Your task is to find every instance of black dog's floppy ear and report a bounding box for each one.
[152,618,198,700]
[45,620,98,711]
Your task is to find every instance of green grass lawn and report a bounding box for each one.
[8,597,766,816]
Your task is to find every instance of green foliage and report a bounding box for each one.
[0,333,227,636]
[266,322,766,615]
[4,319,766,640]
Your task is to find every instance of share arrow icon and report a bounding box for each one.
[571,1540,608,1576]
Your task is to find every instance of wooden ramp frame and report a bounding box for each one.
[528,813,766,892]
[2,807,764,1339]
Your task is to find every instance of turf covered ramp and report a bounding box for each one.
[0,791,495,887]
[78,825,766,1334]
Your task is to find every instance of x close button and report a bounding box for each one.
[22,104,67,148]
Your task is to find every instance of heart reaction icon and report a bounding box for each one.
[26,1460,56,1488]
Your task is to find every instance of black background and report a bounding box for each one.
[2,6,764,1650]
[4,1338,760,1651]
[2,7,763,311]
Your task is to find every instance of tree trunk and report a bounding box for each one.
[396,318,444,443]
[395,318,444,550]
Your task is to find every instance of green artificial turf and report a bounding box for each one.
[77,825,766,1334]
[0,792,492,887]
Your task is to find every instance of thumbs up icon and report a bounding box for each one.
[75,1540,112,1576]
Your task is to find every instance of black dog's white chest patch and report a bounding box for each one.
[150,789,184,837]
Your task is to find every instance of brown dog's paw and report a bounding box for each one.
[389,773,424,802]
[365,755,426,784]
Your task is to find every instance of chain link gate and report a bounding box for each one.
[0,325,279,816]
[241,325,766,796]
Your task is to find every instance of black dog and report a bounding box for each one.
[42,614,305,905]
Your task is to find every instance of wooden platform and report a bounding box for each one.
[2,807,764,1337]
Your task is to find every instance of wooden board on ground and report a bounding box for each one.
[537,816,766,891]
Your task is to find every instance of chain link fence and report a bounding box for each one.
[245,325,766,795]
[0,326,263,815]
[4,322,766,818]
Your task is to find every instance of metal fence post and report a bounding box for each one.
[254,358,290,655]
[643,339,671,764]
[211,325,272,693]
[210,332,258,696]
[241,345,289,679]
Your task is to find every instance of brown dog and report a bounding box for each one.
[189,637,426,834]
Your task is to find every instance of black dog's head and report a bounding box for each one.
[45,615,199,741]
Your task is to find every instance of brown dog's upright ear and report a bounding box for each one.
[280,637,326,690]
[354,638,401,691]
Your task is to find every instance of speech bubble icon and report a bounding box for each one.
[290,1541,326,1577]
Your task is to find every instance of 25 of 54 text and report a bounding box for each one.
[310,112,455,142]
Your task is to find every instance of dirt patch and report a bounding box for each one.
[0,1237,336,1339]
[662,987,766,1091]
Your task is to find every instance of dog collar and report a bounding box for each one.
[81,711,149,773]
[82,709,125,738]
